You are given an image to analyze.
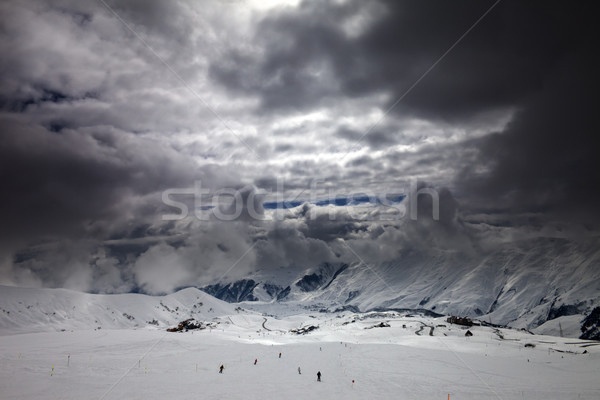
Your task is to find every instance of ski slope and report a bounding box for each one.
[0,287,599,400]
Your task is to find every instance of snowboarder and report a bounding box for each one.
[298,366,301,375]
[254,359,257,365]
[219,365,224,373]
[317,371,321,382]
[279,352,282,358]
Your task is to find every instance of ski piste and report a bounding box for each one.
[1,285,598,399]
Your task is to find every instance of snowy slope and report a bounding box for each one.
[0,286,237,335]
[0,306,598,400]
[325,238,600,335]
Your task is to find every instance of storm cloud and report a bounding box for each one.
[0,0,596,294]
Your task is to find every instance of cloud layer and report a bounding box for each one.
[1,0,597,294]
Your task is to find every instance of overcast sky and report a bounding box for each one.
[1,0,597,294]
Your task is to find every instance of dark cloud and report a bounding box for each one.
[456,10,599,226]
[348,1,567,121]
[300,206,369,242]
[0,118,198,244]
[210,1,582,123]
[336,125,405,149]
[209,1,347,112]
[254,220,337,270]
[0,0,596,295]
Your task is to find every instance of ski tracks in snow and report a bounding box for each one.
[262,318,272,331]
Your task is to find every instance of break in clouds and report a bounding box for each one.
[0,0,597,294]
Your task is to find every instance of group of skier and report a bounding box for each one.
[219,352,323,382]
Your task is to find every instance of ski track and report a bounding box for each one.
[262,318,272,332]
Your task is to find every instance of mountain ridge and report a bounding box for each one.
[0,285,236,335]
[201,236,600,338]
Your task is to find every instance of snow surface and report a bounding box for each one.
[0,285,236,335]
[1,286,599,399]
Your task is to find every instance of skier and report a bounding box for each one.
[254,359,257,365]
[219,365,224,373]
[279,352,282,358]
[298,366,301,375]
[317,371,321,382]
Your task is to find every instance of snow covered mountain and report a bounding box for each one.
[2,237,599,339]
[203,237,600,339]
[0,285,236,335]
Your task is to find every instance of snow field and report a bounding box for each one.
[1,286,598,399]
[1,315,599,400]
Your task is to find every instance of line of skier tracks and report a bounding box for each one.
[415,322,435,336]
[262,318,272,331]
